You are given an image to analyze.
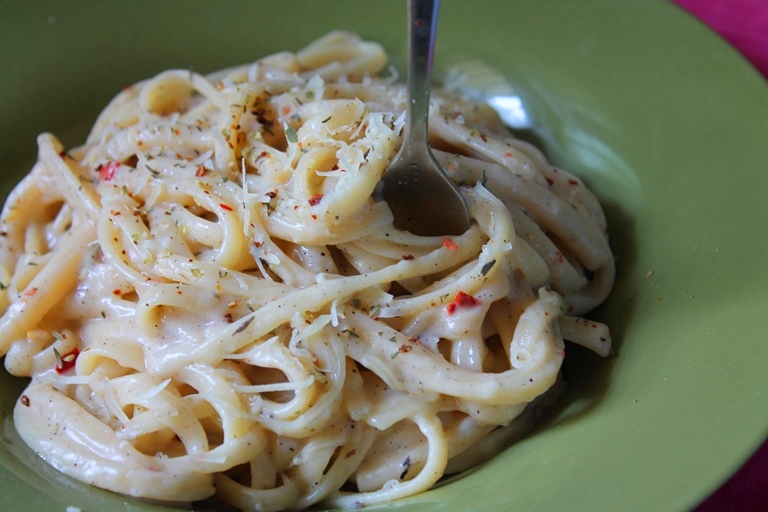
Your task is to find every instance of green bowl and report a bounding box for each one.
[1,1,766,511]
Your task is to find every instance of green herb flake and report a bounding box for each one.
[52,331,64,342]
[234,316,254,334]
[285,126,298,144]
[52,347,63,368]
[481,260,496,276]
[191,268,203,278]
[321,116,332,123]
[305,90,315,99]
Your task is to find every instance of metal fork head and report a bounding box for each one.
[378,0,470,237]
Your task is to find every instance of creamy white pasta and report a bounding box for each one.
[0,31,614,510]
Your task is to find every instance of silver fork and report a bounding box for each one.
[379,0,470,236]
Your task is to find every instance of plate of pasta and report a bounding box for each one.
[1,1,766,512]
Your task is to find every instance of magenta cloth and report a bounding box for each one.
[672,0,768,510]
[674,0,768,79]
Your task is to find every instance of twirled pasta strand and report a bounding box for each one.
[0,31,614,511]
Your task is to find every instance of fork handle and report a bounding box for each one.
[403,0,439,153]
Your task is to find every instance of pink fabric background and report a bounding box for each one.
[672,0,767,510]
[675,0,768,78]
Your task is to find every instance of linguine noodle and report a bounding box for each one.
[0,32,614,510]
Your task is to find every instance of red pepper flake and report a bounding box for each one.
[195,166,206,177]
[254,241,262,248]
[402,254,415,260]
[110,210,122,216]
[20,394,30,407]
[331,164,339,171]
[391,344,413,359]
[311,214,318,220]
[308,194,323,206]
[219,203,233,211]
[23,287,38,297]
[54,347,80,374]
[545,177,554,186]
[345,449,357,459]
[504,151,514,157]
[446,291,481,315]
[265,190,277,199]
[224,313,233,323]
[98,161,121,181]
[568,179,579,186]
[112,289,122,296]
[260,151,268,157]
[442,238,458,251]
